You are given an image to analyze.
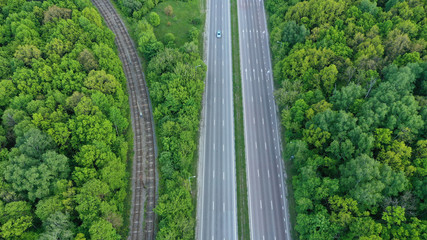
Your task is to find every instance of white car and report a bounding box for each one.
[216,30,221,38]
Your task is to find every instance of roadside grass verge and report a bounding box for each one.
[230,0,251,239]
[281,132,298,239]
[189,0,207,227]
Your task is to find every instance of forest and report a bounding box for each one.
[0,0,131,239]
[266,0,426,239]
[113,0,206,239]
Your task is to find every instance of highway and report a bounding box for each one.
[196,0,237,239]
[238,0,292,239]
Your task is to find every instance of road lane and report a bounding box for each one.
[238,0,292,239]
[197,0,237,239]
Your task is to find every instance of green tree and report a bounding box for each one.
[282,99,309,132]
[295,210,341,240]
[78,49,99,72]
[347,217,382,239]
[73,142,117,169]
[5,150,69,201]
[381,206,407,239]
[285,0,346,28]
[82,7,103,28]
[39,212,74,240]
[47,122,71,150]
[12,68,42,96]
[340,155,385,208]
[0,200,33,239]
[89,219,120,240]
[68,114,115,149]
[0,201,31,222]
[0,216,32,239]
[100,159,126,191]
[155,186,194,239]
[378,140,414,175]
[331,83,365,112]
[281,20,309,47]
[75,179,111,225]
[329,195,359,227]
[43,5,72,23]
[123,0,142,15]
[0,80,17,108]
[84,70,120,94]
[16,128,53,159]
[274,79,302,109]
[14,44,41,66]
[303,124,331,151]
[109,106,129,135]
[35,196,64,221]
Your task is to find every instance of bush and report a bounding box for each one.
[164,5,173,16]
[191,17,201,26]
[123,0,142,16]
[148,12,160,27]
[163,33,175,47]
[188,27,199,42]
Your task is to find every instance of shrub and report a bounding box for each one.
[188,27,199,42]
[148,12,160,27]
[191,17,201,25]
[163,33,175,47]
[164,5,173,16]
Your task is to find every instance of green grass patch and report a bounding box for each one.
[230,0,251,239]
[152,0,204,47]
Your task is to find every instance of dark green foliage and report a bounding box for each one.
[282,20,310,47]
[38,212,74,240]
[0,1,130,238]
[267,0,426,238]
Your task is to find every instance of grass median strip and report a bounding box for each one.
[230,0,250,239]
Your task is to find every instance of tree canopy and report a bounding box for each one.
[268,0,427,238]
[0,0,130,238]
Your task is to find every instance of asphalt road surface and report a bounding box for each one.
[196,0,237,239]
[238,0,292,239]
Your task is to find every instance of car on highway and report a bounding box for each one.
[216,30,221,38]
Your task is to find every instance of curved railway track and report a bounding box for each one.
[91,1,157,239]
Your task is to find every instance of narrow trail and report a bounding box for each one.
[91,1,157,239]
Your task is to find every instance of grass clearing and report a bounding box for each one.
[230,0,251,239]
[152,0,203,47]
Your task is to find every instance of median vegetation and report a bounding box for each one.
[112,0,206,238]
[266,0,426,239]
[0,0,131,239]
[230,0,251,238]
